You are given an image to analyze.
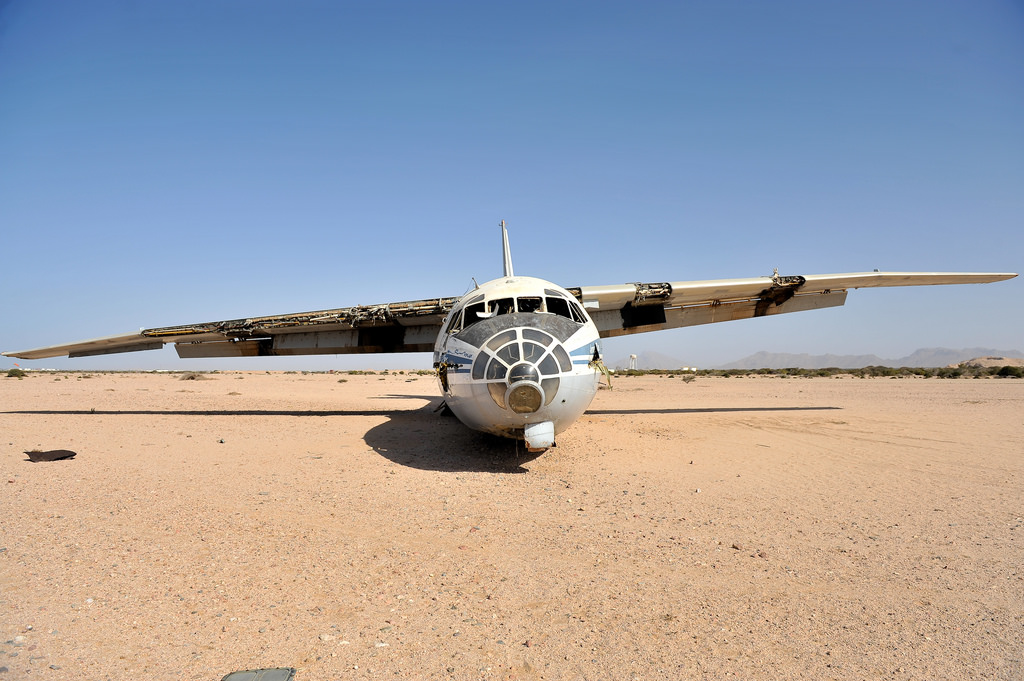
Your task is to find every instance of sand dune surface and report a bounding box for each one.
[2,372,1021,680]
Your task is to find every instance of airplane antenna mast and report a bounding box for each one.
[500,220,514,278]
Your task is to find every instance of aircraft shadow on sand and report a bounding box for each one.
[587,406,841,415]
[5,400,840,473]
[3,396,545,474]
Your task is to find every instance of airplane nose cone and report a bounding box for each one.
[506,363,543,413]
[507,382,543,413]
[465,319,572,414]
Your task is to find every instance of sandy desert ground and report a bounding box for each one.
[1,371,1021,680]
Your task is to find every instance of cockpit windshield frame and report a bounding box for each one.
[447,289,588,334]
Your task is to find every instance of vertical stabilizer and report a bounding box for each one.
[500,220,514,278]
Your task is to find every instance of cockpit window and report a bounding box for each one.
[545,297,571,319]
[444,309,462,334]
[492,298,515,316]
[518,297,542,313]
[544,295,587,324]
[465,301,487,327]
[568,300,587,323]
[458,290,586,334]
[447,293,487,333]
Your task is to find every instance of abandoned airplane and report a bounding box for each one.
[4,223,1016,450]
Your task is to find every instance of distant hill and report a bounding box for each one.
[608,347,1024,370]
[716,347,1024,370]
[957,356,1024,368]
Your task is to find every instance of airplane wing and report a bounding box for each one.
[5,271,1017,360]
[3,296,460,360]
[569,271,1018,339]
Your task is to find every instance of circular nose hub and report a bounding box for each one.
[507,383,543,414]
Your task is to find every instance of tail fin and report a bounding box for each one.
[500,220,514,277]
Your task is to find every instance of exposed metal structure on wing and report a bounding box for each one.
[2,270,1016,361]
[5,297,459,360]
[568,271,1016,338]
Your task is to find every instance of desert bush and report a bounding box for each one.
[6,368,26,378]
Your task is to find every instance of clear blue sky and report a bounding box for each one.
[2,1,1021,370]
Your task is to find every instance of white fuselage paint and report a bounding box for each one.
[432,275,603,447]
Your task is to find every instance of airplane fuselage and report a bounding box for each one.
[433,275,603,450]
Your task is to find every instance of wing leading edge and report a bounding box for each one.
[3,297,459,360]
[568,271,1017,339]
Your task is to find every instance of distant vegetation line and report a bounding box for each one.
[613,365,1024,379]
[6,366,1024,380]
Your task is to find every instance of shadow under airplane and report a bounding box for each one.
[3,395,545,473]
[5,400,840,473]
[586,406,842,415]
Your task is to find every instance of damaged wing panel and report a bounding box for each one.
[592,290,848,338]
[144,297,459,338]
[3,297,459,360]
[572,271,1015,314]
[578,270,1015,339]
[175,325,440,358]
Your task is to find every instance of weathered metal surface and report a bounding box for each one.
[524,421,556,451]
[570,272,1013,315]
[592,290,848,338]
[4,331,174,360]
[170,302,451,357]
[69,341,165,358]
[754,275,806,317]
[144,297,460,340]
[175,340,267,358]
[634,282,672,303]
[1,297,458,360]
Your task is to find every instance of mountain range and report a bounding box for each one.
[608,348,1024,371]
